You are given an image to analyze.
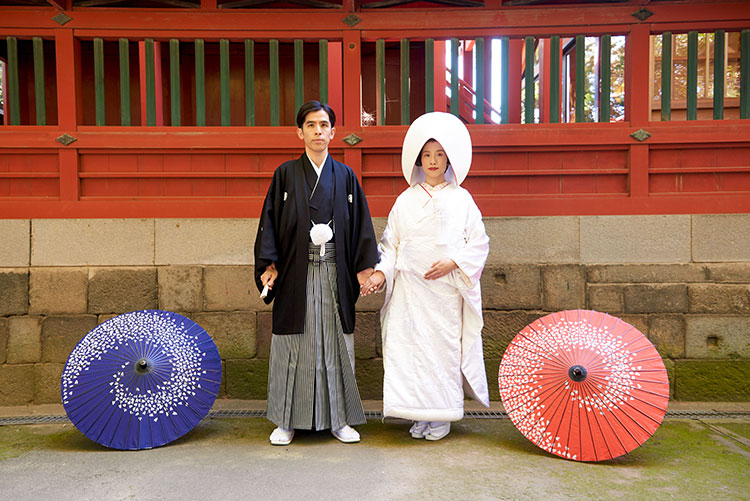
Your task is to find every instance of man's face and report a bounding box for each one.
[297,109,335,154]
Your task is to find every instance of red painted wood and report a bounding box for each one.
[625,23,650,126]
[628,144,649,198]
[434,40,447,113]
[342,30,361,129]
[508,38,523,124]
[328,42,343,114]
[54,29,81,129]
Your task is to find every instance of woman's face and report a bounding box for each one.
[420,140,448,186]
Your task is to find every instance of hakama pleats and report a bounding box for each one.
[267,243,366,431]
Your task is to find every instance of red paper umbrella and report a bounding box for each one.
[498,310,669,462]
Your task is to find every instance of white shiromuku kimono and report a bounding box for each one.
[376,181,490,422]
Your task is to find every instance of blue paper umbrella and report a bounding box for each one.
[61,310,222,450]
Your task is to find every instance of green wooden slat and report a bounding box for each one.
[119,39,131,126]
[376,39,385,125]
[450,38,459,117]
[599,34,611,123]
[33,37,46,126]
[245,39,255,126]
[220,39,230,126]
[661,32,672,122]
[169,39,181,126]
[686,31,698,121]
[6,37,20,125]
[319,39,328,104]
[195,39,206,126]
[713,30,725,120]
[475,37,485,124]
[549,35,560,124]
[270,39,280,126]
[400,38,410,125]
[144,39,156,126]
[425,38,434,113]
[524,36,534,124]
[575,35,585,123]
[94,38,105,126]
[500,36,509,124]
[742,30,750,119]
[294,39,304,114]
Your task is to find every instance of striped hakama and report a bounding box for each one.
[267,243,366,431]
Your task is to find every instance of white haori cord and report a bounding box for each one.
[310,221,333,256]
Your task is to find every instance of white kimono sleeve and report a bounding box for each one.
[449,196,489,289]
[374,198,401,303]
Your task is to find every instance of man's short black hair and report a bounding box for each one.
[296,100,336,128]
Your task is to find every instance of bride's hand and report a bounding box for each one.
[360,271,386,296]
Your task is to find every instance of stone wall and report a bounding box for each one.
[1,215,749,406]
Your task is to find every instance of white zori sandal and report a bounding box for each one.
[269,427,294,446]
[425,422,451,441]
[331,425,360,443]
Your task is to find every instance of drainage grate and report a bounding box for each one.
[1,410,748,426]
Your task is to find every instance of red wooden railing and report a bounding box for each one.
[0,2,749,218]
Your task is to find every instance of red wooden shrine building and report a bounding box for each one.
[1,0,749,219]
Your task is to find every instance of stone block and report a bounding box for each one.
[0,318,8,364]
[706,263,750,282]
[662,358,675,400]
[685,315,750,359]
[0,220,30,266]
[204,266,268,312]
[29,267,88,314]
[193,312,256,360]
[256,312,272,359]
[0,269,29,315]
[486,358,501,402]
[483,216,580,265]
[158,266,203,312]
[97,314,119,324]
[34,363,64,404]
[580,215,691,264]
[41,315,98,363]
[354,311,379,360]
[482,311,545,362]
[88,268,158,314]
[0,364,35,405]
[542,265,585,311]
[355,289,385,312]
[587,264,709,284]
[355,358,384,400]
[674,360,750,401]
[619,314,649,338]
[587,284,624,313]
[225,359,269,399]
[481,265,541,310]
[647,314,685,358]
[32,219,154,266]
[7,316,42,364]
[155,219,255,265]
[371,217,388,241]
[688,284,750,314]
[624,284,688,313]
[692,214,750,262]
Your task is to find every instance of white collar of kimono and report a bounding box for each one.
[306,152,328,178]
[401,112,472,186]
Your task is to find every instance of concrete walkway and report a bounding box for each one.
[1,401,749,500]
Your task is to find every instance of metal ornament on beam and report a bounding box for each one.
[632,8,654,21]
[52,12,73,26]
[630,129,652,142]
[56,133,77,146]
[342,133,363,146]
[342,14,362,27]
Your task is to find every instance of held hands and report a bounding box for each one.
[423,259,458,280]
[360,270,385,297]
[260,263,278,289]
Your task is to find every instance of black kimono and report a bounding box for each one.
[254,154,379,334]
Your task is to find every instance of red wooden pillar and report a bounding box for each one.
[328,42,343,116]
[508,38,523,124]
[342,30,362,179]
[539,38,550,123]
[626,23,651,198]
[434,40,447,112]
[1,59,7,126]
[55,28,81,202]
